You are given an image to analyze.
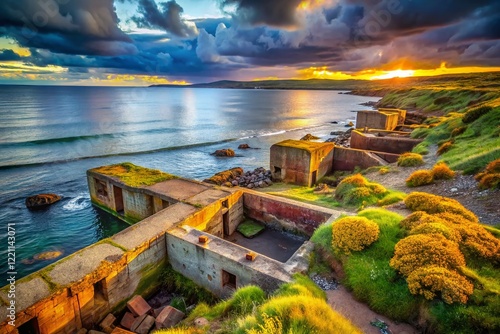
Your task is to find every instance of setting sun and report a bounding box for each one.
[370,69,416,80]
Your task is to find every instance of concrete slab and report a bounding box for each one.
[111,203,197,250]
[146,179,209,201]
[48,243,124,286]
[120,312,136,330]
[135,314,155,334]
[127,295,151,317]
[184,188,229,207]
[110,329,134,334]
[155,306,185,329]
[0,277,50,311]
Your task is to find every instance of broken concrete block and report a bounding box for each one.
[77,329,88,334]
[110,328,135,334]
[99,313,116,333]
[120,312,136,330]
[155,305,185,329]
[130,314,147,332]
[153,306,166,318]
[126,295,152,317]
[134,315,155,334]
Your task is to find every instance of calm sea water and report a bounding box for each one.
[0,85,377,281]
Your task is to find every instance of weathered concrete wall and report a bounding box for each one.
[123,189,154,221]
[243,190,338,236]
[270,142,334,187]
[88,175,118,212]
[378,108,407,124]
[333,147,393,171]
[167,227,292,299]
[356,110,399,131]
[350,130,423,154]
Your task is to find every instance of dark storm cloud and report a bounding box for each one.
[219,0,303,27]
[0,0,136,56]
[0,49,21,61]
[130,0,198,37]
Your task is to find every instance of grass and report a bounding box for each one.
[181,275,362,334]
[91,162,177,187]
[236,219,265,238]
[267,185,341,209]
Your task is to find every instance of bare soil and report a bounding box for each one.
[327,286,420,334]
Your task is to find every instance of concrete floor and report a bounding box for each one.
[226,227,306,263]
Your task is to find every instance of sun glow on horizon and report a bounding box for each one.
[297,63,500,81]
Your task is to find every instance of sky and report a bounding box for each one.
[0,0,500,86]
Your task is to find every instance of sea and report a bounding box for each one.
[0,85,378,281]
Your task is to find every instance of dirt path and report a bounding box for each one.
[327,286,420,334]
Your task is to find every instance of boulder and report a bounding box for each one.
[300,133,320,141]
[33,251,63,261]
[25,193,61,210]
[345,121,354,127]
[211,149,235,157]
[194,317,209,327]
[238,143,251,149]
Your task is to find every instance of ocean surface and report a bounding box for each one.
[0,85,378,281]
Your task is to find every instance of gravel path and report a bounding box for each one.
[363,145,500,225]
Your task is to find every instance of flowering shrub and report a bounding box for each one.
[406,170,434,187]
[451,126,466,137]
[475,158,500,189]
[432,162,455,180]
[454,224,500,261]
[409,223,458,241]
[437,141,453,155]
[332,217,380,253]
[397,153,425,167]
[404,192,478,223]
[390,234,466,276]
[335,174,389,207]
[406,266,474,304]
[399,211,433,230]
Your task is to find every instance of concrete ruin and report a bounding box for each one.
[270,140,334,187]
[350,129,423,155]
[355,108,407,131]
[0,165,342,334]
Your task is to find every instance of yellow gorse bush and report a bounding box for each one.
[432,162,455,180]
[332,216,380,254]
[406,170,434,187]
[475,158,500,189]
[404,192,479,223]
[390,234,466,277]
[407,266,474,304]
[397,152,425,167]
[409,223,458,241]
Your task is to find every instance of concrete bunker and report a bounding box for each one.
[1,164,343,333]
[270,140,334,187]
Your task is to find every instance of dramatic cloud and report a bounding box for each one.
[131,0,198,37]
[219,0,303,27]
[0,0,136,56]
[1,0,500,84]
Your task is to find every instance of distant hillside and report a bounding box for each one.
[150,72,500,96]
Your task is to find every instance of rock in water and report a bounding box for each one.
[33,250,63,261]
[211,149,235,157]
[345,121,354,127]
[238,143,251,149]
[26,193,61,210]
[300,133,320,141]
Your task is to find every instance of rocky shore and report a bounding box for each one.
[204,167,273,189]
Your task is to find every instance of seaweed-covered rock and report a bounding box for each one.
[238,143,251,149]
[26,193,61,210]
[300,133,320,141]
[211,149,235,157]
